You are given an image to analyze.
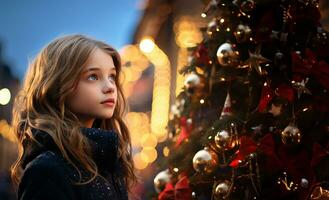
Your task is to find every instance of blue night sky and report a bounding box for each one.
[0,0,141,80]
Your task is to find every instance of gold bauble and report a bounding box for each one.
[214,180,231,199]
[192,147,218,173]
[154,169,171,193]
[214,130,235,151]
[281,125,301,145]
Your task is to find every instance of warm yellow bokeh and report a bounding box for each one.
[133,153,148,170]
[141,133,158,148]
[0,88,11,105]
[141,147,158,163]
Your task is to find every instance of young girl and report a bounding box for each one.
[11,34,137,200]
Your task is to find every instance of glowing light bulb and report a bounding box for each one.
[139,37,155,53]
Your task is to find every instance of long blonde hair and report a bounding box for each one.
[11,34,136,187]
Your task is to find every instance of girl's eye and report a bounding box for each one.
[87,74,98,81]
[109,74,117,81]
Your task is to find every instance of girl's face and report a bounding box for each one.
[66,48,118,128]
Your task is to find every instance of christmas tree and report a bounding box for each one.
[153,0,329,199]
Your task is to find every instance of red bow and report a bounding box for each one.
[291,49,329,90]
[258,133,313,181]
[194,43,211,66]
[175,116,193,147]
[258,133,284,172]
[229,136,257,168]
[158,175,192,200]
[258,83,294,112]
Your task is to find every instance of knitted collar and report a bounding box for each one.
[21,127,119,172]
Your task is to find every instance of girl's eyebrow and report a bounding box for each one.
[83,66,116,73]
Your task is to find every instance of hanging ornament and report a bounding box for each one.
[192,147,218,173]
[215,130,236,151]
[154,169,171,193]
[300,178,309,188]
[243,45,271,75]
[220,92,233,119]
[281,124,302,145]
[216,43,239,67]
[184,72,201,94]
[234,24,252,43]
[240,0,255,13]
[207,18,221,35]
[291,79,311,98]
[213,180,231,199]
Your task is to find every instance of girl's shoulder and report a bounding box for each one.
[24,150,68,174]
[18,151,77,200]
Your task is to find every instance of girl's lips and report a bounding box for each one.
[102,102,115,107]
[100,98,115,104]
[101,98,115,107]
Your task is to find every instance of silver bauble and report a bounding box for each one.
[281,125,301,145]
[184,72,201,90]
[192,147,218,173]
[216,43,239,67]
[154,169,171,193]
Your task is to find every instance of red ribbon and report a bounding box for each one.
[158,175,192,200]
[291,49,329,90]
[229,136,257,168]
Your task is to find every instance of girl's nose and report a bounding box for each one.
[103,79,116,93]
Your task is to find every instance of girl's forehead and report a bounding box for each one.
[83,49,116,71]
